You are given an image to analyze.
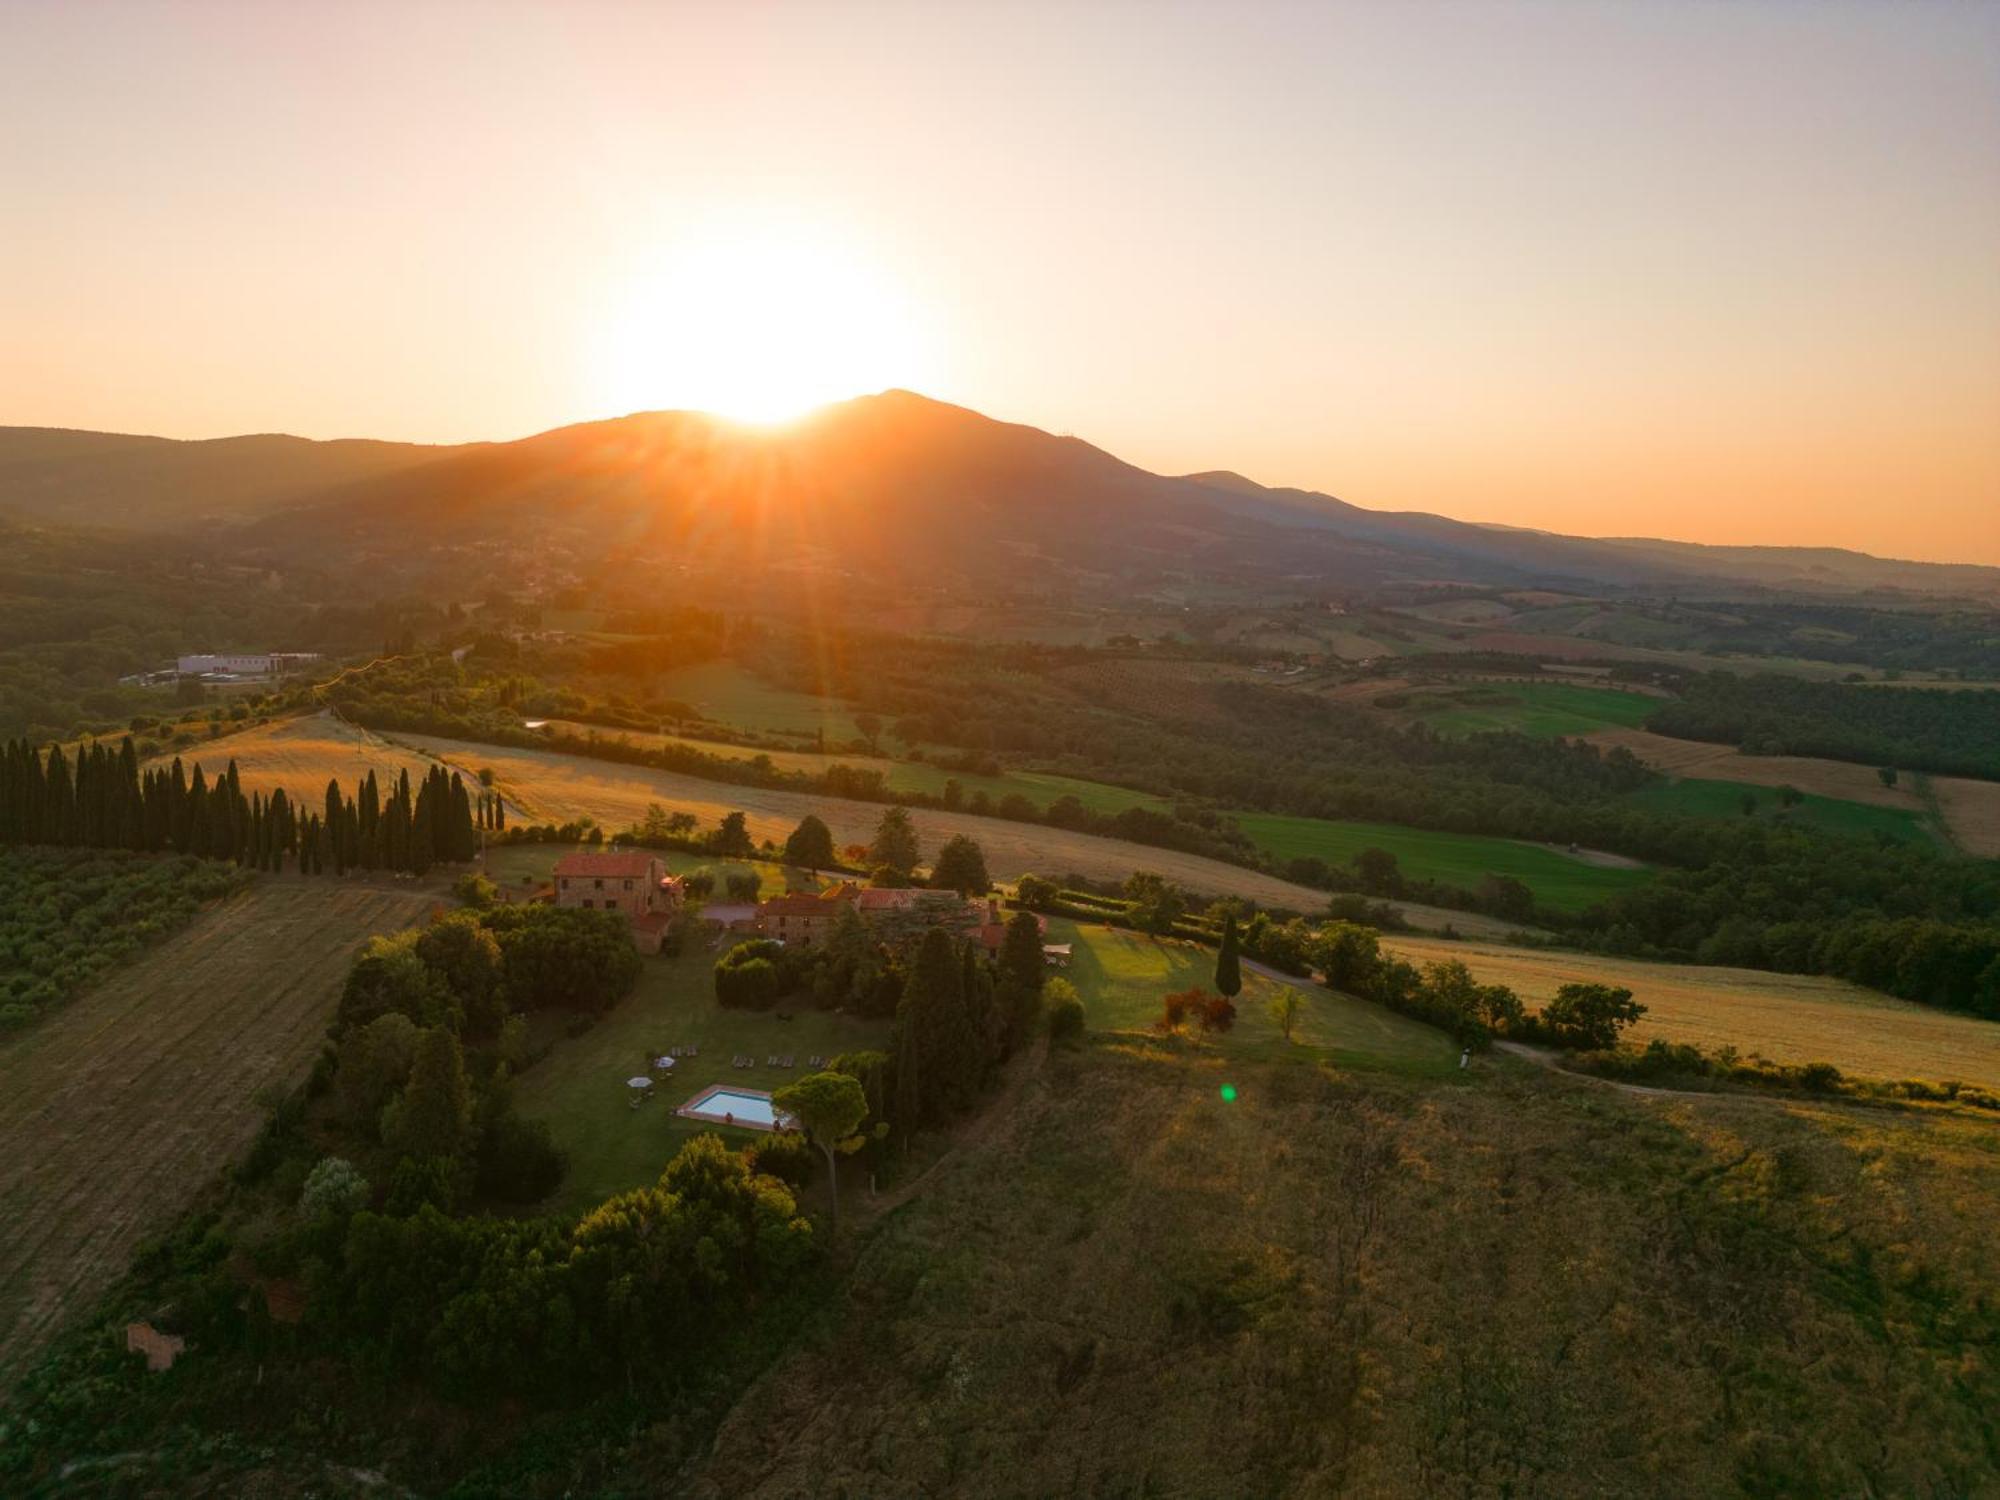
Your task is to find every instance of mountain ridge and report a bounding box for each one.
[3,392,1994,600]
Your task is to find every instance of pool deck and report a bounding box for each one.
[676,1082,793,1133]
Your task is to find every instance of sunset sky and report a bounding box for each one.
[2,0,1995,563]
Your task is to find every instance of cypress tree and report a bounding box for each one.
[43,747,75,845]
[1215,912,1243,999]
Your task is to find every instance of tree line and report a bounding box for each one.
[0,735,500,877]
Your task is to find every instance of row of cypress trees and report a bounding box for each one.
[892,911,1047,1131]
[0,736,492,878]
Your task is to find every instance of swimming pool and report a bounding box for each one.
[676,1083,793,1132]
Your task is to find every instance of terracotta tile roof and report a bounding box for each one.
[554,852,656,878]
[760,893,841,917]
[631,911,673,933]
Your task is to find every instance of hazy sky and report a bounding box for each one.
[3,0,1996,563]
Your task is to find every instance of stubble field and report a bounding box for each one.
[1378,933,2000,1088]
[0,880,431,1383]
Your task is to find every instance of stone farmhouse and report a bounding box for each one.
[753,883,1046,956]
[552,850,687,954]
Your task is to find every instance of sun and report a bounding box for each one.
[592,215,935,424]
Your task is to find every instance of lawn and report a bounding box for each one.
[544,719,1165,816]
[1624,775,1942,844]
[1052,917,1457,1077]
[1408,681,1658,738]
[511,938,895,1215]
[1233,810,1653,913]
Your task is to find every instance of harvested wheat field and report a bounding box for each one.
[1928,774,2000,858]
[1585,727,1924,805]
[386,730,1528,938]
[155,712,526,817]
[1586,727,2000,852]
[1379,934,2000,1088]
[0,880,430,1382]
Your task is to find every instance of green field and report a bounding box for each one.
[1625,776,1942,844]
[1408,681,1658,738]
[1051,918,1456,1076]
[1234,810,1653,912]
[548,720,1165,816]
[652,661,863,741]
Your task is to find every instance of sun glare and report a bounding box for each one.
[593,216,935,424]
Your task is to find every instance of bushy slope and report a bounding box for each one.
[680,1043,2000,1498]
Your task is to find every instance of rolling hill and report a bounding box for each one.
[6,392,1998,600]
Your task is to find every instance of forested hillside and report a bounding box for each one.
[1649,674,2000,779]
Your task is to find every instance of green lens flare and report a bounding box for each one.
[1219,1084,1237,1102]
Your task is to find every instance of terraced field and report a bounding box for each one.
[1377,934,2000,1089]
[0,880,431,1382]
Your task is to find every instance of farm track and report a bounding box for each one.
[385,730,1531,939]
[0,881,430,1387]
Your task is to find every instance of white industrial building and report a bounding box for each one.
[175,651,322,678]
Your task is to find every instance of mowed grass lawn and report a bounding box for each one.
[1052,918,1456,1078]
[512,939,895,1215]
[1411,681,1658,738]
[1626,776,1942,845]
[1233,811,1653,913]
[544,720,1165,817]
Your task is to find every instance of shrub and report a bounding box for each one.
[452,872,498,909]
[747,1131,819,1186]
[1196,994,1237,1032]
[385,1155,459,1215]
[1047,982,1085,1042]
[1014,873,1060,910]
[299,1156,371,1218]
[715,939,790,1009]
[476,1112,567,1203]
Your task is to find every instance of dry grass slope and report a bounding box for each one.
[153,712,528,819]
[0,881,430,1382]
[1380,934,2000,1088]
[674,1045,2000,1497]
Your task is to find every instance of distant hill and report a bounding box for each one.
[0,427,471,528]
[5,394,1995,601]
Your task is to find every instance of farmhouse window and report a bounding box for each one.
[594,878,604,890]
[624,879,634,890]
[582,899,594,908]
